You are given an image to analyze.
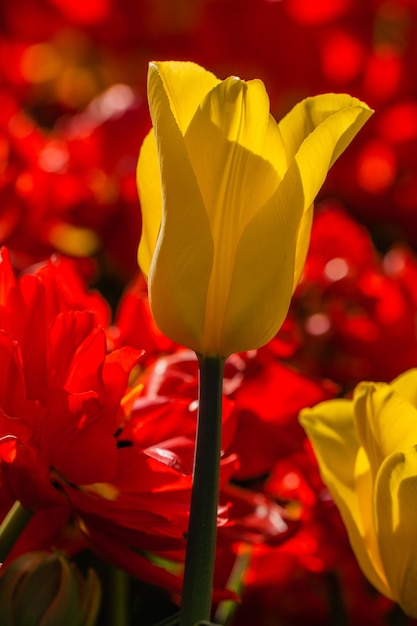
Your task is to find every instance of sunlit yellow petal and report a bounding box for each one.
[293,202,314,289]
[354,381,417,480]
[150,60,219,134]
[279,93,373,171]
[301,399,361,500]
[391,368,417,409]
[139,61,219,278]
[137,129,162,276]
[187,76,287,173]
[290,96,373,212]
[183,76,285,354]
[280,94,373,289]
[300,400,389,595]
[375,447,417,616]
[218,166,302,354]
[221,96,372,353]
[145,61,214,351]
[185,77,285,231]
[353,447,388,593]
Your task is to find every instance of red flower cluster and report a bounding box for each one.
[0,248,191,591]
[0,248,328,600]
[0,87,147,278]
[283,201,417,389]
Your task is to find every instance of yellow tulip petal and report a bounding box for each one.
[187,75,287,173]
[354,381,417,480]
[137,60,219,276]
[301,400,358,486]
[185,76,285,230]
[218,165,302,354]
[293,202,314,289]
[279,93,373,174]
[182,76,285,353]
[289,95,373,212]
[279,94,373,288]
[391,368,417,408]
[220,95,372,353]
[214,94,372,353]
[150,61,219,133]
[300,400,389,595]
[353,446,388,593]
[375,447,417,617]
[137,129,162,276]
[145,61,214,351]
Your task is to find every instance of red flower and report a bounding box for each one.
[0,85,148,279]
[286,202,417,388]
[0,249,190,591]
[225,349,337,480]
[110,272,177,360]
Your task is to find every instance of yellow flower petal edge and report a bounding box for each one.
[300,400,389,596]
[137,60,373,356]
[151,60,219,134]
[144,62,215,351]
[278,93,374,288]
[354,380,417,482]
[215,92,373,354]
[137,129,162,277]
[375,447,417,617]
[391,367,417,407]
[184,77,287,354]
[138,61,219,276]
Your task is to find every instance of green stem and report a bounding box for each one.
[214,545,251,625]
[0,501,32,563]
[107,566,129,626]
[179,356,225,626]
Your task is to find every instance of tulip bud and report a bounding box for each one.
[137,61,373,357]
[0,551,101,626]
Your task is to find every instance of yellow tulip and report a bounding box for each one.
[300,368,417,618]
[137,60,372,357]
